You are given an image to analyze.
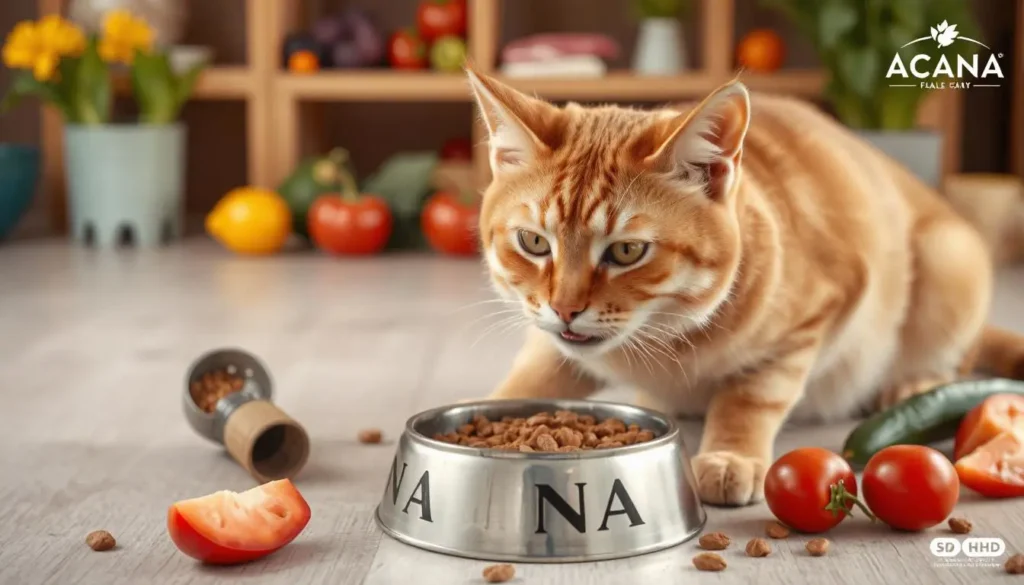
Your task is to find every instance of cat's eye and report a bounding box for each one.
[518,230,551,256]
[605,241,649,266]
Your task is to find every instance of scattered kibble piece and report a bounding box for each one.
[806,538,830,557]
[766,521,791,539]
[1007,554,1024,574]
[948,517,972,534]
[357,429,383,444]
[698,531,731,550]
[746,537,771,557]
[482,563,516,582]
[85,530,116,552]
[692,552,727,571]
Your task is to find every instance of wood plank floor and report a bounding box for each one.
[1,239,1023,585]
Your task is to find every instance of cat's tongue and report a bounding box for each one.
[561,331,592,342]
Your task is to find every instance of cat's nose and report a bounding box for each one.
[550,301,587,324]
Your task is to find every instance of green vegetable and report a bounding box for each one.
[277,148,357,238]
[842,378,1024,466]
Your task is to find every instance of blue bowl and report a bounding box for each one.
[0,144,40,240]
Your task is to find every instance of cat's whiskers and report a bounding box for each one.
[470,313,530,349]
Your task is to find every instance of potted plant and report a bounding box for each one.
[631,0,692,75]
[762,0,981,187]
[1,10,205,247]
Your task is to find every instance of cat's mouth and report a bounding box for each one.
[558,330,605,346]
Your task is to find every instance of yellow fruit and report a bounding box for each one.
[205,187,292,255]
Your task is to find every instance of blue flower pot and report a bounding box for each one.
[0,144,40,240]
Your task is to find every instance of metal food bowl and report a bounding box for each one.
[375,399,706,563]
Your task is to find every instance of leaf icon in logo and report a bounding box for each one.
[933,20,959,47]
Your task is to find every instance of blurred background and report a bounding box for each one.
[0,0,1021,259]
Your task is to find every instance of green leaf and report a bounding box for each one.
[818,0,858,48]
[836,47,879,99]
[1,71,67,117]
[131,51,177,124]
[173,62,205,112]
[72,40,112,125]
[889,0,925,35]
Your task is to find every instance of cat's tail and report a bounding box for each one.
[969,326,1024,379]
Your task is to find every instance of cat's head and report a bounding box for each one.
[468,69,751,356]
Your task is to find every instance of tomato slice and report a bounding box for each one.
[954,394,1024,460]
[167,479,311,564]
[954,431,1024,498]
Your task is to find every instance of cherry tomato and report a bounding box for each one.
[308,194,393,255]
[440,137,473,161]
[862,445,959,531]
[387,28,427,70]
[955,431,1024,498]
[421,191,479,256]
[954,394,1024,460]
[167,480,311,565]
[416,0,467,42]
[764,447,868,533]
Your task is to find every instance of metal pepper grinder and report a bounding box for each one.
[183,348,310,483]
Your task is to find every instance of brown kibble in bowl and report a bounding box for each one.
[948,517,972,534]
[745,537,771,557]
[765,521,790,539]
[85,530,115,552]
[357,429,383,444]
[482,563,516,582]
[698,531,730,550]
[806,538,830,556]
[692,552,727,571]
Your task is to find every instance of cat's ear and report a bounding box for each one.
[466,66,564,176]
[642,80,751,199]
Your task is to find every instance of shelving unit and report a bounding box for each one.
[1013,0,1024,178]
[37,0,965,232]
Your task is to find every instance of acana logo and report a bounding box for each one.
[886,20,1004,89]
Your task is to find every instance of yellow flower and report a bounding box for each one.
[98,10,153,65]
[2,16,86,81]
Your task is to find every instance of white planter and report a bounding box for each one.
[856,130,943,188]
[633,18,686,75]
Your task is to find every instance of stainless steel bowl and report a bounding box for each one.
[375,399,706,562]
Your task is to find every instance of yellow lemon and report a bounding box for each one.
[206,187,292,255]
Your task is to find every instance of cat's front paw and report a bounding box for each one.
[691,450,767,506]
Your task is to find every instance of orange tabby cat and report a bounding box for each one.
[466,67,1024,506]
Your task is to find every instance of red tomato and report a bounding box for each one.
[167,479,311,565]
[954,394,1024,460]
[417,0,467,42]
[308,194,393,255]
[764,447,868,533]
[421,192,479,256]
[440,137,473,161]
[388,28,427,70]
[955,431,1024,498]
[862,445,959,531]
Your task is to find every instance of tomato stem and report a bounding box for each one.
[824,479,876,522]
[326,147,361,202]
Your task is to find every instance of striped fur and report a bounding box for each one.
[468,69,1022,506]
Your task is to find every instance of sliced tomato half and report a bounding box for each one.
[954,431,1024,498]
[167,479,311,564]
[954,394,1024,460]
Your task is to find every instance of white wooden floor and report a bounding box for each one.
[1,238,1023,585]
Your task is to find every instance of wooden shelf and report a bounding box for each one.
[276,71,470,101]
[113,66,254,100]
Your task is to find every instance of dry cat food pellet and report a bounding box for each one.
[692,552,727,572]
[1007,554,1024,574]
[358,429,383,444]
[190,368,244,413]
[745,537,771,557]
[482,563,516,582]
[432,410,658,453]
[947,517,972,534]
[85,530,116,552]
[698,531,730,550]
[765,521,791,539]
[806,538,830,557]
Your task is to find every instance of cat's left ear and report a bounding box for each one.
[643,80,751,199]
[466,66,565,177]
